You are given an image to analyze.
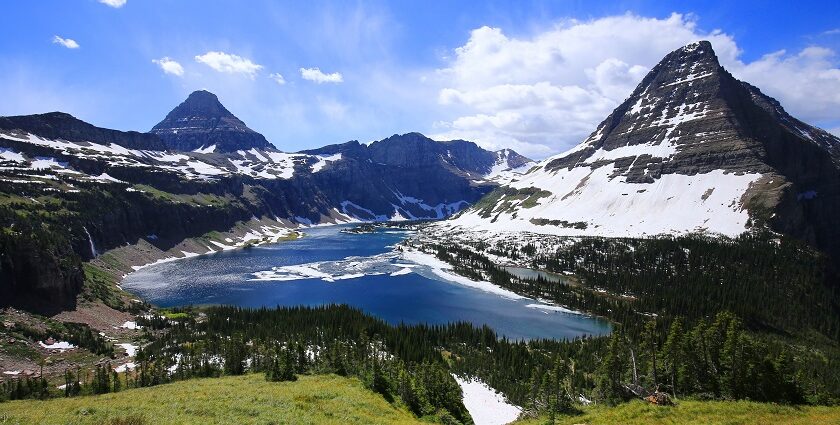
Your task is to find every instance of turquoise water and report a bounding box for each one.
[122,226,610,340]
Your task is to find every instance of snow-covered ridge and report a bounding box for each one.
[443,164,762,238]
[0,131,343,181]
[483,149,534,183]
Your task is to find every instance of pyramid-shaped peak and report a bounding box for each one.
[664,40,717,62]
[678,40,713,54]
[185,89,220,104]
[172,90,230,116]
[150,90,273,152]
[642,40,722,85]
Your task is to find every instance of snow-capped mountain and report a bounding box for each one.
[441,41,840,257]
[150,90,274,152]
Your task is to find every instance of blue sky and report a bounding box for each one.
[1,0,839,158]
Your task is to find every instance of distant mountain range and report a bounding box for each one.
[0,89,532,311]
[442,41,840,260]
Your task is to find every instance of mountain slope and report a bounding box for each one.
[441,41,840,258]
[150,90,274,152]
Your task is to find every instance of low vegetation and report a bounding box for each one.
[1,374,422,425]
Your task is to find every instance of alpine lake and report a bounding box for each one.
[123,225,610,340]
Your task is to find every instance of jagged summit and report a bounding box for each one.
[367,132,533,176]
[150,90,273,153]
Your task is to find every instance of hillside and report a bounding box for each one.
[0,373,421,425]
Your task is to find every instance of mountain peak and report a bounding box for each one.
[544,40,736,177]
[180,90,225,113]
[150,90,273,152]
[451,39,840,260]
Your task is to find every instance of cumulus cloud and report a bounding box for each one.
[269,72,286,85]
[731,47,840,123]
[52,35,79,49]
[195,51,263,78]
[152,57,184,77]
[431,12,840,158]
[300,67,344,83]
[98,0,126,7]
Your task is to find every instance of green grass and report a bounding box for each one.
[131,184,233,207]
[82,263,126,310]
[514,400,840,425]
[1,374,422,425]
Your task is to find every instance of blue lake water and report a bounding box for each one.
[122,225,610,340]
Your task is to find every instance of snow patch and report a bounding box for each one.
[118,343,139,357]
[454,375,521,425]
[119,321,141,330]
[39,341,75,351]
[401,249,525,300]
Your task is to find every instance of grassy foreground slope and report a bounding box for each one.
[515,400,840,425]
[1,374,421,425]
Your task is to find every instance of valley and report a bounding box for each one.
[1,37,840,425]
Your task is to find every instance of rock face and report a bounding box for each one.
[0,112,165,150]
[368,132,520,176]
[150,90,273,152]
[299,133,532,220]
[443,41,840,260]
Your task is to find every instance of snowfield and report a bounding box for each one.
[441,162,762,238]
[454,375,521,425]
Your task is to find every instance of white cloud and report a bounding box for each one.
[300,67,344,83]
[431,12,840,158]
[98,0,126,7]
[52,35,79,49]
[152,57,184,77]
[195,51,263,78]
[269,72,286,85]
[730,47,840,123]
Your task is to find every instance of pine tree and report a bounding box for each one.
[721,317,745,399]
[595,331,626,405]
[282,347,298,382]
[662,318,685,397]
[642,320,659,391]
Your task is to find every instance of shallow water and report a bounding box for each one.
[123,225,610,340]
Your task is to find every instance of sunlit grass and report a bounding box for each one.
[1,374,421,425]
